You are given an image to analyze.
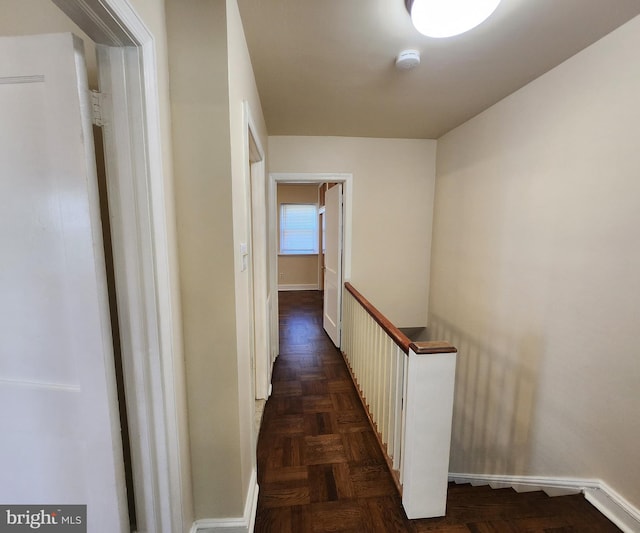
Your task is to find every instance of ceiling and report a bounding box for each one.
[237,0,640,139]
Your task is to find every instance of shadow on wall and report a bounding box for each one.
[428,315,542,476]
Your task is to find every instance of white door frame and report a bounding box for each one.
[51,1,191,531]
[268,173,352,360]
[243,103,269,401]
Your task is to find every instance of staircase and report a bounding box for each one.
[441,480,621,531]
[449,474,582,497]
[449,473,640,532]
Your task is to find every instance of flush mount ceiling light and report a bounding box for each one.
[405,0,501,38]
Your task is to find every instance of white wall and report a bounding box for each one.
[166,0,243,519]
[226,0,269,514]
[167,0,269,521]
[269,136,437,327]
[431,15,640,508]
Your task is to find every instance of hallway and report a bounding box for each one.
[256,290,405,531]
[255,291,619,532]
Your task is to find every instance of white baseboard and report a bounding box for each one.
[585,482,640,533]
[190,469,259,533]
[449,472,640,533]
[278,284,318,291]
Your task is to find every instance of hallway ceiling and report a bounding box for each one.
[237,0,640,139]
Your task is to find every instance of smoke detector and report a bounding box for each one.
[395,49,420,70]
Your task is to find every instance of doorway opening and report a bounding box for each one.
[268,173,353,370]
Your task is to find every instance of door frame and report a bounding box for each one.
[50,1,191,531]
[268,173,352,361]
[244,102,269,402]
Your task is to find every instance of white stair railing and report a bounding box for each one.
[342,282,457,519]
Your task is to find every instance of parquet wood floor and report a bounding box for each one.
[255,291,620,532]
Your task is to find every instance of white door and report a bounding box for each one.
[0,33,127,531]
[323,184,343,347]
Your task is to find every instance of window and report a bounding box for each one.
[279,203,318,255]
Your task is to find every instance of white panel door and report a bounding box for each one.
[0,34,127,531]
[323,184,343,347]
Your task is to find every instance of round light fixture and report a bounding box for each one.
[405,0,501,38]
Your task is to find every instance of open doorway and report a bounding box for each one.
[268,173,353,367]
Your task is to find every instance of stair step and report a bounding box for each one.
[450,477,583,498]
[512,483,543,493]
[488,481,512,490]
[542,486,582,497]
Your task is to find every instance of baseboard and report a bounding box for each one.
[585,482,640,533]
[190,469,259,533]
[449,472,640,533]
[278,284,318,291]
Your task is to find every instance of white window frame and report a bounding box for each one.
[279,203,319,255]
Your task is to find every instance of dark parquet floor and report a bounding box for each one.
[255,290,620,532]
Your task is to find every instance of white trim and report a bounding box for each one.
[278,284,320,291]
[449,473,640,532]
[244,101,265,162]
[190,470,259,533]
[96,42,159,531]
[585,482,640,533]
[50,1,191,531]
[243,101,269,405]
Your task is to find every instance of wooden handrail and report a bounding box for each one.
[344,282,457,356]
[345,282,412,353]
